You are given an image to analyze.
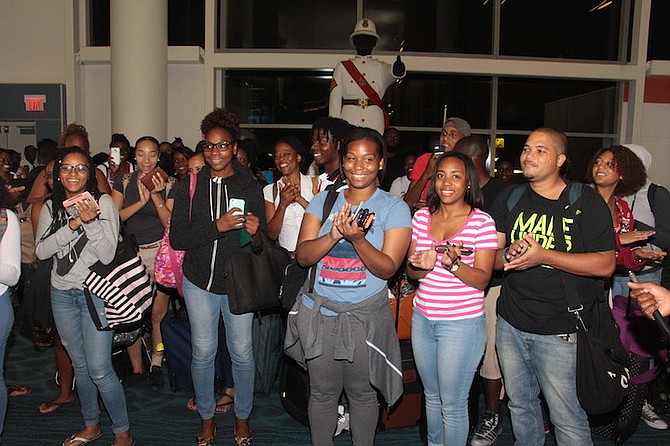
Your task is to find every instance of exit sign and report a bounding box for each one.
[24,95,46,112]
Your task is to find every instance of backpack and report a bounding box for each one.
[506,181,584,213]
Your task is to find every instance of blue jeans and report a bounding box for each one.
[411,311,486,446]
[496,317,592,446]
[51,287,129,434]
[0,291,14,439]
[612,268,662,299]
[183,277,255,419]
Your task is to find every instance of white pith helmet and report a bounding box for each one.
[349,18,379,45]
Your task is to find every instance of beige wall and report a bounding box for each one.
[640,103,670,185]
[0,1,69,84]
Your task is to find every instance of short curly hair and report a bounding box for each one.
[59,123,89,151]
[585,145,647,197]
[200,108,240,142]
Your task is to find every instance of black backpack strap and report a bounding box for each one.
[506,183,529,213]
[648,183,658,215]
[553,183,587,329]
[307,188,340,293]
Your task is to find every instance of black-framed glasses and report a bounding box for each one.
[60,164,89,175]
[203,141,234,152]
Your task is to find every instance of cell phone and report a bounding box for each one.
[433,145,445,156]
[63,191,99,218]
[228,198,246,216]
[110,146,121,165]
[140,167,168,192]
[435,244,473,256]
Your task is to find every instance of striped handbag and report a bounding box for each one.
[84,229,154,331]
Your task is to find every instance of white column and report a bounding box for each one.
[110,0,167,142]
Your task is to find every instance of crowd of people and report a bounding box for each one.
[0,109,668,446]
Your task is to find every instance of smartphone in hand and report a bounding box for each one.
[228,198,246,216]
[110,146,121,165]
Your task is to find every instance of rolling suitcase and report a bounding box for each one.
[160,299,230,393]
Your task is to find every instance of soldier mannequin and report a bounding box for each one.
[329,18,406,134]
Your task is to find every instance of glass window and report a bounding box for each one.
[222,0,491,53]
[224,70,333,125]
[88,0,204,47]
[500,0,626,61]
[649,0,670,60]
[222,0,355,50]
[224,70,491,131]
[363,0,492,54]
[384,73,491,129]
[497,77,617,133]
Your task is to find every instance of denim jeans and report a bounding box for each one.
[612,268,662,299]
[0,291,14,439]
[496,317,592,446]
[411,310,486,446]
[51,287,129,434]
[183,277,255,419]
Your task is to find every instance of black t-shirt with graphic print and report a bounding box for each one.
[489,183,615,335]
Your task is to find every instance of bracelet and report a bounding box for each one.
[501,247,510,263]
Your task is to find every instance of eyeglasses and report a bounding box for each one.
[60,164,89,175]
[203,141,234,152]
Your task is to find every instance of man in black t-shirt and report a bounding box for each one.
[489,128,615,445]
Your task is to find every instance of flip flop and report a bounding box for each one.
[215,391,234,414]
[62,431,102,446]
[7,384,32,397]
[39,398,76,414]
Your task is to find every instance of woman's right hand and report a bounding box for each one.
[279,180,300,207]
[137,178,151,206]
[216,208,245,233]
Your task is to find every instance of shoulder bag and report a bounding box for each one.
[224,236,292,314]
[154,173,197,295]
[553,183,630,415]
[84,224,154,331]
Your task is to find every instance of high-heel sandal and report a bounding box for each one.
[196,422,216,446]
[234,433,253,446]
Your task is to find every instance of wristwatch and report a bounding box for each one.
[449,259,461,272]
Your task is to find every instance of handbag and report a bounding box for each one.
[574,297,631,414]
[550,185,630,415]
[84,226,154,331]
[154,173,197,295]
[277,188,340,311]
[154,219,185,292]
[224,237,291,314]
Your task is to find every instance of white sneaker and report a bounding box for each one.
[642,401,668,430]
[334,404,350,437]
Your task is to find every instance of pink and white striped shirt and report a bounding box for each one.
[411,207,498,320]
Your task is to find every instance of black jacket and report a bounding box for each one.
[170,162,266,294]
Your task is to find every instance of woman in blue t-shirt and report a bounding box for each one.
[288,127,412,446]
